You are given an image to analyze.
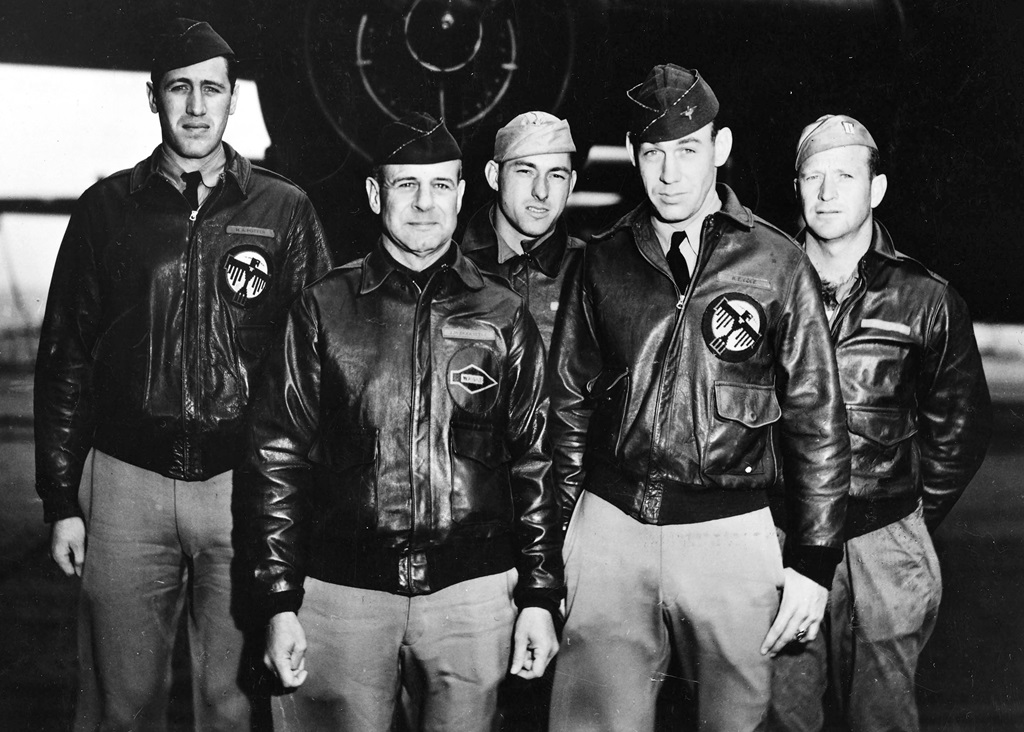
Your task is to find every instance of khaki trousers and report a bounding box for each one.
[272,570,518,732]
[550,491,784,732]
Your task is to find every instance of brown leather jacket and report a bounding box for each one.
[460,204,584,347]
[242,242,562,618]
[549,185,850,586]
[807,222,990,538]
[35,144,332,522]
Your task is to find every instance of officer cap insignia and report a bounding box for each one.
[794,114,877,171]
[627,64,719,144]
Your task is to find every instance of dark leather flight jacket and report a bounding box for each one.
[809,222,991,538]
[549,186,851,585]
[461,204,585,347]
[242,243,562,617]
[35,144,332,521]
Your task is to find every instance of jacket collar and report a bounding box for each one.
[129,142,252,198]
[360,238,486,295]
[796,220,900,264]
[867,220,900,262]
[461,203,572,278]
[597,183,754,241]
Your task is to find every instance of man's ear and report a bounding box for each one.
[568,169,578,195]
[147,82,158,114]
[456,178,467,215]
[870,173,888,209]
[625,132,637,168]
[713,127,733,167]
[484,159,500,192]
[365,176,382,215]
[228,83,239,116]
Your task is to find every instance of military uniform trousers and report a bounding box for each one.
[769,505,942,732]
[74,450,251,731]
[271,569,518,732]
[549,490,785,732]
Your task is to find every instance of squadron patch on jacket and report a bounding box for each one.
[221,246,272,307]
[702,292,766,362]
[447,346,500,413]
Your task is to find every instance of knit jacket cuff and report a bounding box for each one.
[262,589,305,624]
[783,544,843,590]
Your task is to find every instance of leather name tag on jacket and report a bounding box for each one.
[442,325,496,341]
[718,272,773,291]
[861,318,911,335]
[226,225,276,238]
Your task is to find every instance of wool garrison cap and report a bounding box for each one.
[628,64,719,143]
[373,113,462,166]
[151,18,234,83]
[795,114,877,171]
[493,111,576,163]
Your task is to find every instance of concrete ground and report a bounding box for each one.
[1,370,1022,731]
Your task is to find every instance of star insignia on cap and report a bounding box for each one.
[683,106,695,120]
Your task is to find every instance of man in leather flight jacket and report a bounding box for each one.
[244,114,562,731]
[33,20,332,730]
[461,111,584,347]
[769,115,991,732]
[547,65,851,732]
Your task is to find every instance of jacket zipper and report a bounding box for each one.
[181,190,211,473]
[641,216,715,510]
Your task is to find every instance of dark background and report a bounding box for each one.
[0,2,1021,730]
[2,0,1021,322]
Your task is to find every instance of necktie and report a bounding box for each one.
[181,171,203,211]
[666,231,691,291]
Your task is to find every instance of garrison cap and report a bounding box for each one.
[374,113,461,166]
[795,114,877,171]
[151,18,234,84]
[493,111,576,163]
[628,64,719,144]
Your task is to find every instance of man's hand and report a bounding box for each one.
[50,517,86,577]
[760,567,828,657]
[510,606,559,679]
[264,612,308,688]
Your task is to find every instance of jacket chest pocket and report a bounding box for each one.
[703,382,781,486]
[847,406,918,481]
[449,423,512,525]
[308,426,380,531]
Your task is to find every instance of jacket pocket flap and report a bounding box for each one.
[451,424,511,468]
[714,382,781,428]
[309,427,378,469]
[586,368,629,398]
[847,407,917,446]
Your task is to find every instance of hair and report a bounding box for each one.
[150,55,238,91]
[867,147,882,178]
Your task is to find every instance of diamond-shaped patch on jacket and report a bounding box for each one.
[449,364,498,395]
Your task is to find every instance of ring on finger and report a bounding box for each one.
[795,628,807,640]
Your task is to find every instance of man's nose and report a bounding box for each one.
[186,89,205,116]
[413,185,433,211]
[660,155,682,184]
[532,175,549,201]
[819,175,837,201]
